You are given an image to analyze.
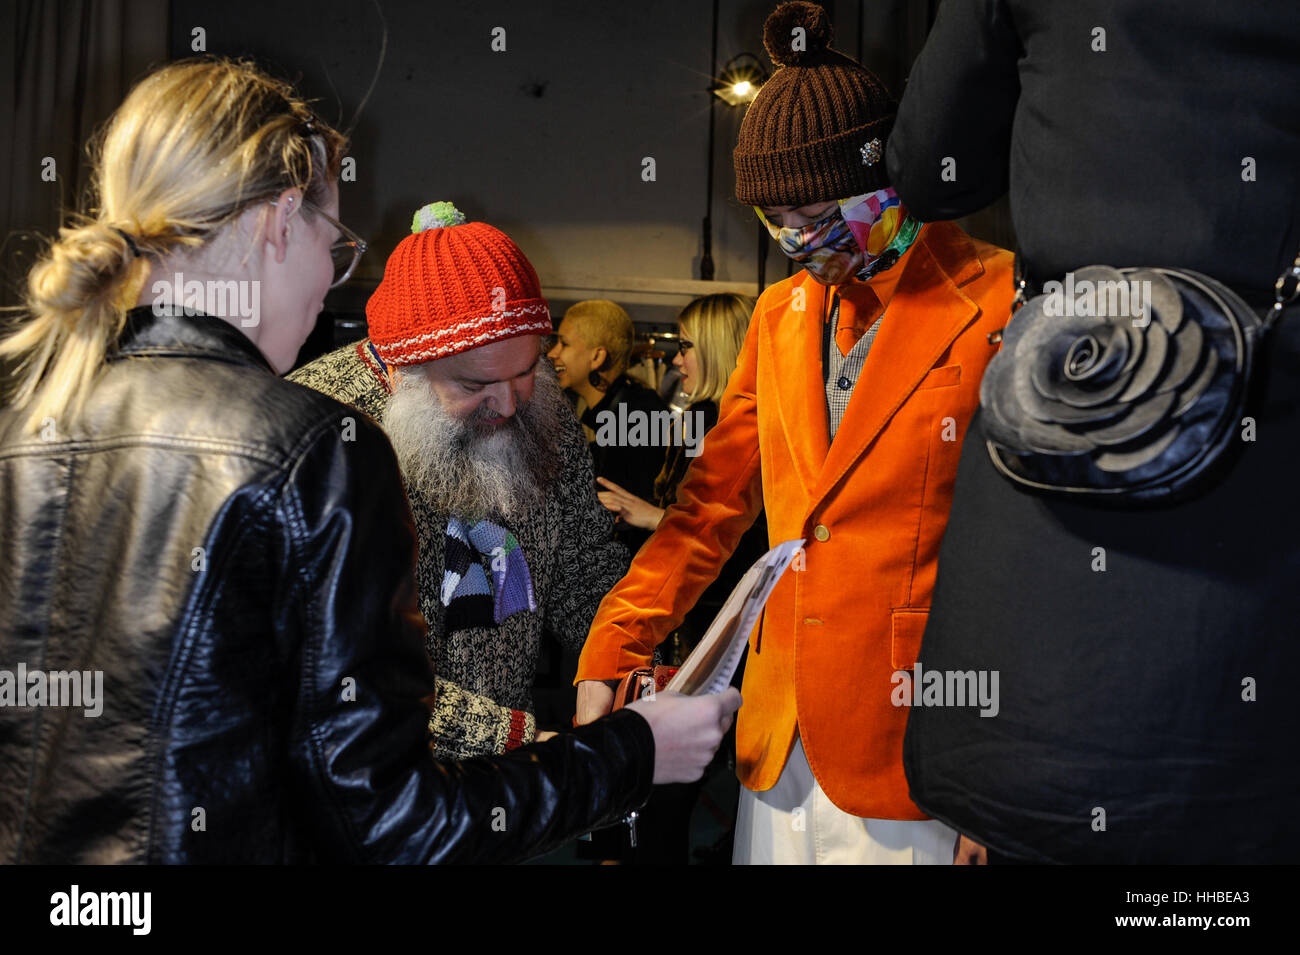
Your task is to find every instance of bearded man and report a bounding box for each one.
[290,202,628,758]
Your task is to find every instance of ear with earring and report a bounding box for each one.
[588,346,611,391]
[278,194,298,241]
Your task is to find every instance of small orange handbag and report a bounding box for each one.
[611,666,678,710]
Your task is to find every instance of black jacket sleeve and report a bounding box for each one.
[886,0,1023,221]
[278,414,654,863]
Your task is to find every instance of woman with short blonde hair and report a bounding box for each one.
[547,297,668,549]
[554,298,636,393]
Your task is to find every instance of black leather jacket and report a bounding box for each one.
[0,306,653,863]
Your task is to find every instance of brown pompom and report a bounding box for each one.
[763,2,834,67]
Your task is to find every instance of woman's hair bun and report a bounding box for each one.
[763,1,834,68]
[50,221,142,296]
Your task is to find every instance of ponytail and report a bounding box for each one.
[1,221,146,433]
[0,57,348,435]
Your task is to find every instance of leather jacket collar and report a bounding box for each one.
[114,305,275,373]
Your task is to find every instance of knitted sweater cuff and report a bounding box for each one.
[429,676,535,759]
[500,709,536,752]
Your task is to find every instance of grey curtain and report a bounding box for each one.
[1,0,168,307]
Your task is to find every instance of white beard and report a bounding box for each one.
[381,357,567,523]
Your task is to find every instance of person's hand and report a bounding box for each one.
[953,833,987,865]
[595,477,666,531]
[534,730,558,743]
[575,680,616,725]
[626,688,742,785]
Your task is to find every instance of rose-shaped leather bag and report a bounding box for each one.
[981,256,1299,504]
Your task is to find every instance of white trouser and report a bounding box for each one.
[733,734,956,865]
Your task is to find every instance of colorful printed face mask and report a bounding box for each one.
[756,188,920,286]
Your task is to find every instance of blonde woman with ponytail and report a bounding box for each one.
[0,57,734,865]
[1,61,351,433]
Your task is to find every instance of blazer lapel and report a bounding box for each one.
[762,275,831,492]
[811,223,985,504]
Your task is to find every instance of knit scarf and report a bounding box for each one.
[442,516,537,630]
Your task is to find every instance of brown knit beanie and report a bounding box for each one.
[734,1,897,206]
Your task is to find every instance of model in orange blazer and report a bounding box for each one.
[576,219,1014,819]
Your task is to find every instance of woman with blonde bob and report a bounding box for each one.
[0,57,736,865]
[673,292,754,403]
[593,292,766,864]
[596,292,755,531]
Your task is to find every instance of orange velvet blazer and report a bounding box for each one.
[576,221,1015,818]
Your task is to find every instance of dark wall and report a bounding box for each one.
[1,0,170,307]
[169,2,765,295]
[166,0,1010,332]
[3,2,1011,322]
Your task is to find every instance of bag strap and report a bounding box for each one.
[987,247,1031,347]
[1011,251,1029,313]
[1268,242,1300,328]
[1008,240,1300,330]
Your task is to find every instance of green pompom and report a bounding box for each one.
[411,202,466,233]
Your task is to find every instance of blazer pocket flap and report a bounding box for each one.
[917,364,962,390]
[891,608,930,671]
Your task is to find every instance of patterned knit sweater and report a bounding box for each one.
[288,340,629,759]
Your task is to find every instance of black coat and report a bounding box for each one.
[0,307,653,864]
[887,0,1300,862]
[887,0,1300,298]
[582,375,670,553]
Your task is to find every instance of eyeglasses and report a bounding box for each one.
[676,338,695,356]
[301,199,368,288]
[267,197,367,288]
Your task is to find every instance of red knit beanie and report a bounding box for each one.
[366,202,552,366]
